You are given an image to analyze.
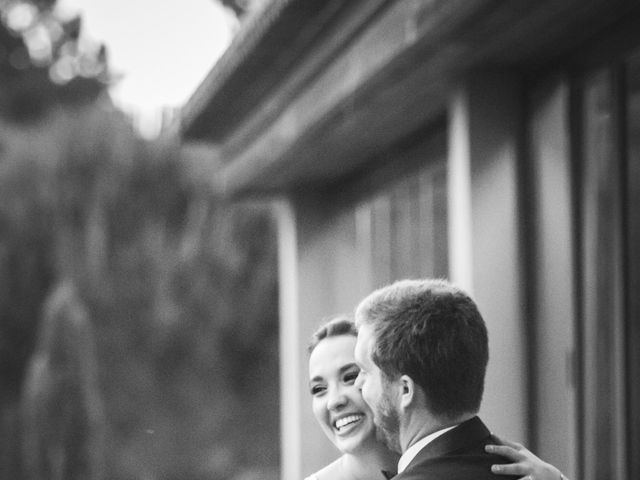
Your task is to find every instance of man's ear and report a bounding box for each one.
[399,375,415,409]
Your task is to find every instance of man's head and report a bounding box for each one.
[354,278,488,452]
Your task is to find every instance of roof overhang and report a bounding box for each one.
[180,0,640,196]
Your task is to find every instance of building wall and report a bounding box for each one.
[524,40,640,480]
[279,71,533,477]
[278,133,449,478]
[274,13,640,480]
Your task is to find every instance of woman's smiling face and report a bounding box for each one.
[308,334,377,454]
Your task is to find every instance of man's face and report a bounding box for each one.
[354,322,402,453]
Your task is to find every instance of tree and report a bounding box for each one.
[1,96,280,479]
[0,0,109,123]
[1,3,281,478]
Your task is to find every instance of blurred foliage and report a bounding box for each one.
[0,0,109,123]
[1,2,280,478]
[22,281,105,480]
[0,54,279,480]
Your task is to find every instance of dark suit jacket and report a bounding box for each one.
[395,416,518,480]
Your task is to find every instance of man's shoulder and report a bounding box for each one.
[404,452,510,478]
[396,417,518,480]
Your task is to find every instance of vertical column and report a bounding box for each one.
[580,70,626,480]
[528,77,577,477]
[625,59,640,480]
[447,89,474,294]
[446,72,527,442]
[273,198,301,480]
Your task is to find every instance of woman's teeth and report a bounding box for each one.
[335,414,363,430]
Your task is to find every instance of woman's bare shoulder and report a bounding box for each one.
[304,457,344,480]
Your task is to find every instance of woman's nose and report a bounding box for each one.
[326,387,348,411]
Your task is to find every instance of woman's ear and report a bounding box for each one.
[399,375,415,409]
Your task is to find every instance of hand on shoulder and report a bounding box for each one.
[485,435,569,480]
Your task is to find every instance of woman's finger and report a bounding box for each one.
[485,444,525,461]
[491,434,525,450]
[491,463,529,476]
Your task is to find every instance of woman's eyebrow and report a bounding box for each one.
[309,362,360,385]
[310,363,358,384]
[339,363,359,374]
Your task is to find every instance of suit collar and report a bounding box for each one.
[405,416,490,468]
[398,424,457,473]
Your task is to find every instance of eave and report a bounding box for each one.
[180,0,640,197]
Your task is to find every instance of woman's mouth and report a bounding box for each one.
[334,414,364,433]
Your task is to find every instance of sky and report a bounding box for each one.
[57,0,237,138]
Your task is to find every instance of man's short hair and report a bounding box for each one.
[355,278,488,419]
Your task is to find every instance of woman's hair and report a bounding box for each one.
[307,314,357,354]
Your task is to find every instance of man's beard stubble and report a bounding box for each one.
[374,391,402,454]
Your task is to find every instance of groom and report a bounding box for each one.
[354,278,517,479]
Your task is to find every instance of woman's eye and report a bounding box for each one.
[310,385,325,396]
[344,371,359,383]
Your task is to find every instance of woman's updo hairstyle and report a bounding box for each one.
[307,315,357,354]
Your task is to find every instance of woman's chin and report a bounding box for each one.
[333,423,376,454]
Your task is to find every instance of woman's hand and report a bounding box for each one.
[485,435,568,480]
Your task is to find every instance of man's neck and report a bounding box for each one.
[400,411,475,453]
